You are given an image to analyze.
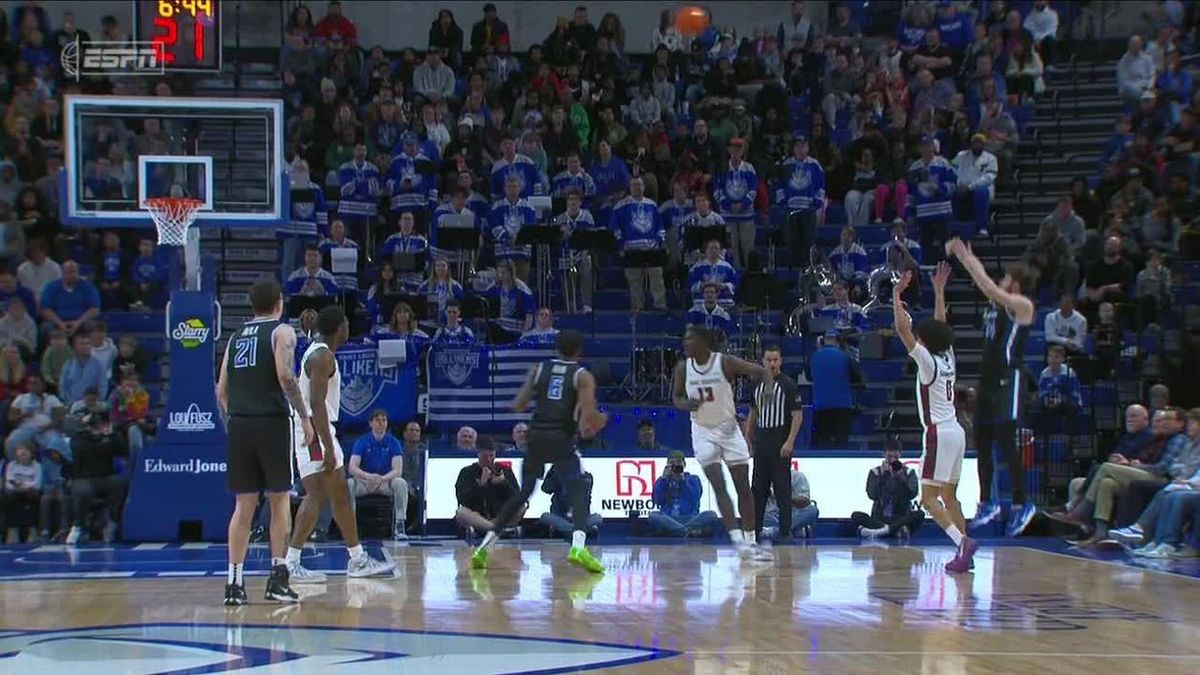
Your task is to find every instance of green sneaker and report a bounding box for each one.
[567,546,604,574]
[470,547,489,569]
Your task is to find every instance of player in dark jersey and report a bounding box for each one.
[216,280,314,606]
[470,329,608,573]
[945,238,1039,537]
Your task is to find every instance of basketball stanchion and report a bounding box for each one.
[122,196,231,541]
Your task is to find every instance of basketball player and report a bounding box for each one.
[284,305,395,583]
[945,238,1038,537]
[893,263,976,572]
[471,330,608,573]
[217,280,311,606]
[673,325,774,560]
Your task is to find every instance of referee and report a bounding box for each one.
[746,344,804,542]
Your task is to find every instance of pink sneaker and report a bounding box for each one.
[945,537,979,574]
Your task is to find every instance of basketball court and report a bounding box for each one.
[0,539,1197,673]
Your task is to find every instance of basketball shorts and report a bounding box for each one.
[920,420,967,486]
[692,420,751,467]
[226,416,292,494]
[293,418,344,480]
[976,372,1024,424]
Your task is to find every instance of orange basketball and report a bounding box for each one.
[675,6,710,36]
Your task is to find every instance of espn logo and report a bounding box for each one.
[61,39,166,81]
[615,460,657,497]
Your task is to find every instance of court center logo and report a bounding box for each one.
[0,623,676,673]
[434,347,481,386]
[61,39,166,82]
[172,318,211,348]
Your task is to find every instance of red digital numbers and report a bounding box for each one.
[151,16,178,64]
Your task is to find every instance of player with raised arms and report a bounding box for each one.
[893,262,975,572]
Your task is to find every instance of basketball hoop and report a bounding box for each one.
[144,197,204,247]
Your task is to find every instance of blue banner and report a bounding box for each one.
[426,345,555,431]
[335,344,419,425]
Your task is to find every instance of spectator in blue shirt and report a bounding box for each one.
[58,331,109,405]
[804,331,863,448]
[284,245,339,297]
[96,231,124,309]
[646,451,720,537]
[347,409,410,541]
[485,260,535,340]
[687,283,735,337]
[39,260,100,338]
[432,298,477,345]
[379,212,429,289]
[517,307,560,348]
[0,268,37,319]
[1038,344,1083,414]
[588,139,631,223]
[128,237,166,311]
[687,239,739,306]
[539,467,602,539]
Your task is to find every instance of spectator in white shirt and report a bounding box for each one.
[1117,35,1156,106]
[16,239,60,300]
[952,134,999,237]
[1044,294,1088,354]
[413,48,457,108]
[1023,0,1059,64]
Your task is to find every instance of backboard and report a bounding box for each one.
[61,95,285,228]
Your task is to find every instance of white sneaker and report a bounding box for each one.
[347,554,396,578]
[761,526,779,540]
[65,527,82,545]
[287,561,328,584]
[393,528,409,542]
[1110,526,1144,545]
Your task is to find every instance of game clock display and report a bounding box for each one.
[134,0,222,72]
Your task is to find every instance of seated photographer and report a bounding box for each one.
[850,438,924,539]
[538,466,602,540]
[646,451,720,537]
[65,410,128,545]
[761,466,819,540]
[453,437,525,536]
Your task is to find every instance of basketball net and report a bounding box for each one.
[144,196,204,291]
[144,196,203,247]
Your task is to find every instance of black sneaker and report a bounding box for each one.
[264,564,299,603]
[224,583,247,606]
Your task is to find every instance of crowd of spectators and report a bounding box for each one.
[267,0,1066,358]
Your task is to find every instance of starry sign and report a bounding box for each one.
[0,623,675,674]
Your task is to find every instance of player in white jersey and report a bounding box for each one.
[673,325,775,560]
[285,306,395,583]
[893,262,977,573]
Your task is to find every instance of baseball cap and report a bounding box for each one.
[668,450,686,462]
[728,137,746,147]
[971,132,987,144]
[458,116,474,128]
[1140,90,1156,101]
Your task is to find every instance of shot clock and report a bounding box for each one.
[134,0,223,72]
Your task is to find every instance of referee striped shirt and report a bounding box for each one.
[752,373,801,431]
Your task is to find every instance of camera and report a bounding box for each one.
[670,463,684,475]
[890,459,904,472]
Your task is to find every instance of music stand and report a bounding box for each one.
[438,227,480,282]
[381,293,429,324]
[457,294,493,344]
[684,225,729,252]
[516,224,563,311]
[390,251,427,277]
[287,294,335,318]
[737,272,786,311]
[568,228,617,252]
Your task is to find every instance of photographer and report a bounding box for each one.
[64,410,128,545]
[453,437,525,536]
[646,451,720,537]
[539,467,602,539]
[850,438,923,539]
